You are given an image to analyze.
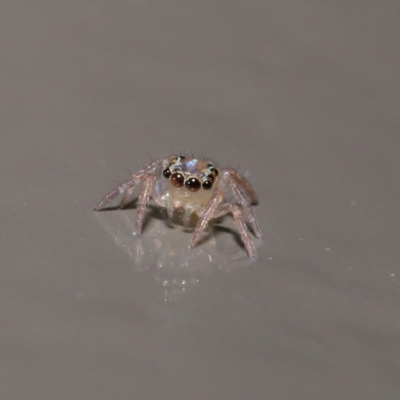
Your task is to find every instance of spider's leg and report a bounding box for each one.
[133,174,157,237]
[190,189,225,248]
[120,186,136,209]
[226,172,262,239]
[226,168,258,204]
[94,177,140,211]
[241,207,263,239]
[229,204,257,260]
[95,157,167,211]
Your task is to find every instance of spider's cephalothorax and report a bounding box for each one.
[163,156,218,191]
[95,155,262,259]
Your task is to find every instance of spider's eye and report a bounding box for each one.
[163,168,171,179]
[171,172,185,187]
[185,177,201,192]
[207,163,218,176]
[202,180,213,190]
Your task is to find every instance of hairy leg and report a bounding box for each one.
[94,158,166,211]
[190,169,261,257]
[120,186,137,209]
[229,203,257,260]
[226,168,258,204]
[226,172,262,238]
[94,177,140,211]
[241,206,263,238]
[133,174,157,237]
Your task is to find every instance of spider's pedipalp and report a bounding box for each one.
[189,168,236,248]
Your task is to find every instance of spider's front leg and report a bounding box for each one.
[133,174,157,237]
[94,176,141,211]
[94,158,166,211]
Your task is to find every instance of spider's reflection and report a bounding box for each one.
[94,206,261,301]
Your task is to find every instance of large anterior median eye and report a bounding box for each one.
[185,177,201,192]
[171,172,185,187]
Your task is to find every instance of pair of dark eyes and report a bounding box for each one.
[163,169,213,191]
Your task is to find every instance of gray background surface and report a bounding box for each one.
[1,1,399,399]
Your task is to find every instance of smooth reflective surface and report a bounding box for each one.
[95,207,261,301]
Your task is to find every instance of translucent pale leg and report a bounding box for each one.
[94,177,140,210]
[226,172,262,239]
[94,158,166,211]
[240,205,263,239]
[120,186,136,209]
[134,174,156,237]
[190,169,260,258]
[226,168,258,204]
[229,204,257,260]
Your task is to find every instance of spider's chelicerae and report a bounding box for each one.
[95,155,262,259]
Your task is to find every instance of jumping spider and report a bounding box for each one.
[95,155,262,259]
